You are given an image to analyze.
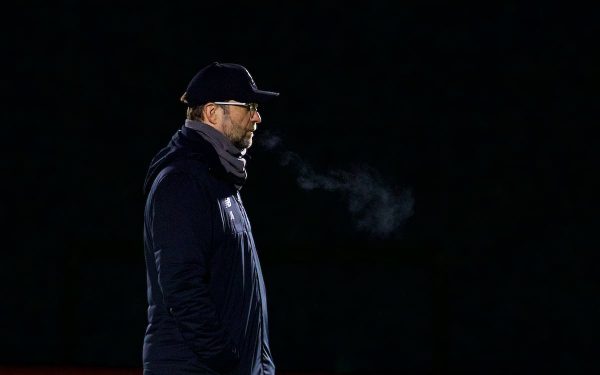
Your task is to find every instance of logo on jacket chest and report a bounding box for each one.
[218,196,245,234]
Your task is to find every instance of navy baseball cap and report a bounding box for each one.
[180,62,279,106]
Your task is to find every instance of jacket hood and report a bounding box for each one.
[143,125,227,197]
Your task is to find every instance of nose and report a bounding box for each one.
[251,110,262,124]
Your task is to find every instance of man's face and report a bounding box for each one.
[220,103,262,150]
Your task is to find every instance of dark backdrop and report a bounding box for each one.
[4,2,596,374]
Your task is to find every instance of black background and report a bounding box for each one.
[4,2,597,374]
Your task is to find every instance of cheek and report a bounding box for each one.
[238,118,252,131]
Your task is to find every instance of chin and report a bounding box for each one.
[235,138,252,150]
[243,135,253,149]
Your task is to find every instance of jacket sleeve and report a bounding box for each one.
[148,170,239,373]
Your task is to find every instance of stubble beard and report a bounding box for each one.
[224,122,253,150]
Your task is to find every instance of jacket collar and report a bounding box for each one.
[143,125,235,196]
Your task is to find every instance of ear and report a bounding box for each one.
[203,103,221,125]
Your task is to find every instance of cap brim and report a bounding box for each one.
[250,89,280,104]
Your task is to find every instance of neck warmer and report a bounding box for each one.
[184,120,247,189]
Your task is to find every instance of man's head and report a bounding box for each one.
[181,62,279,150]
[189,101,261,149]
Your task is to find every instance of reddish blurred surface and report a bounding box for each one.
[0,369,335,375]
[0,369,142,375]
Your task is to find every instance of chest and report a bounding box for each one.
[215,192,251,236]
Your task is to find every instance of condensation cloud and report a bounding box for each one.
[258,131,414,237]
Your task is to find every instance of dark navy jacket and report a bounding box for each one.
[142,125,275,375]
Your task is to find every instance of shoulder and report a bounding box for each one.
[149,159,214,200]
[162,158,212,181]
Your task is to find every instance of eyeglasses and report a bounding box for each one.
[213,101,259,114]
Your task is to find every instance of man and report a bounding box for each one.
[142,62,279,375]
